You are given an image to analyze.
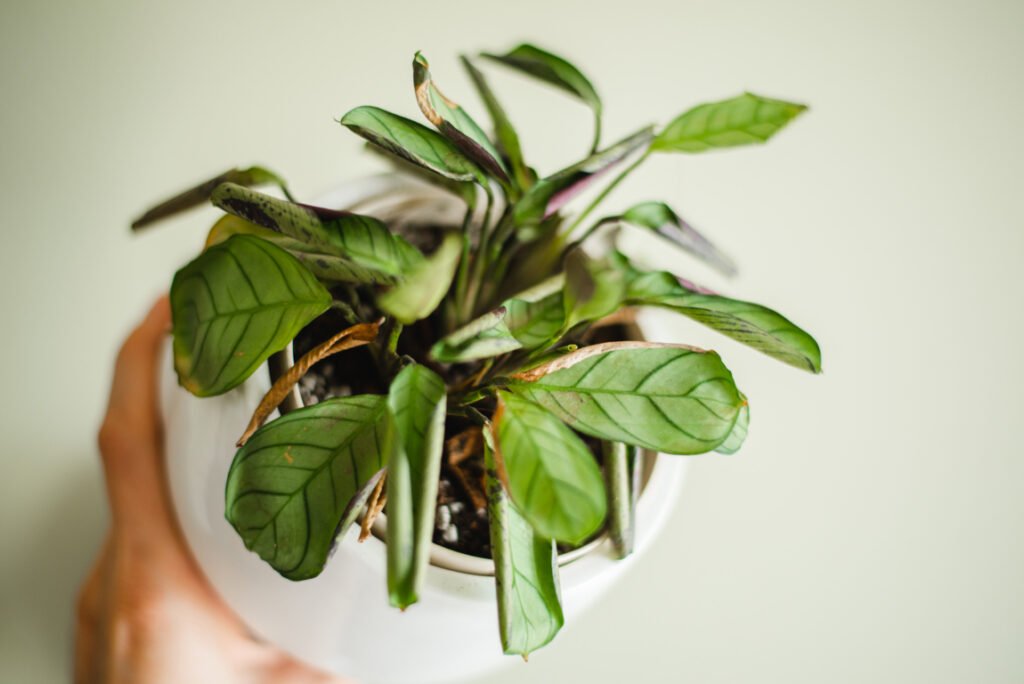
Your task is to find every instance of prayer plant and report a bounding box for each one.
[134,43,820,657]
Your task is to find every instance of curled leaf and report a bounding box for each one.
[482,43,602,152]
[430,306,523,363]
[340,105,486,184]
[211,183,423,281]
[514,126,654,226]
[621,201,737,277]
[131,165,291,231]
[237,320,382,447]
[413,52,509,183]
[461,55,531,190]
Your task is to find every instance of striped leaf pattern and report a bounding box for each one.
[386,365,447,609]
[510,343,744,454]
[340,106,486,184]
[225,395,395,580]
[653,92,807,153]
[170,235,331,397]
[495,392,606,544]
[212,184,423,282]
[413,52,509,182]
[484,426,564,656]
[615,253,822,372]
[205,214,396,284]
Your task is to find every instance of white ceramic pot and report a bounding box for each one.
[160,174,688,684]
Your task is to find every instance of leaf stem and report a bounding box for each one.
[387,322,404,355]
[565,147,651,236]
[464,185,495,319]
[453,203,476,317]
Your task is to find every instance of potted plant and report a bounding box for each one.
[135,44,820,682]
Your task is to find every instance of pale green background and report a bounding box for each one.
[2,0,1022,682]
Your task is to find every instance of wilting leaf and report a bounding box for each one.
[212,184,423,282]
[483,43,603,152]
[430,306,523,363]
[225,395,395,580]
[386,364,447,609]
[603,441,639,559]
[377,232,463,324]
[514,126,654,226]
[131,165,291,231]
[621,201,737,277]
[484,424,564,656]
[510,342,744,454]
[237,321,382,447]
[494,392,606,545]
[413,52,508,183]
[340,106,486,184]
[170,235,331,397]
[562,249,625,329]
[614,252,822,372]
[653,92,807,153]
[461,55,531,191]
[205,214,399,284]
[716,393,749,454]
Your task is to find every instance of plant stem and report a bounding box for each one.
[464,185,495,320]
[453,204,476,312]
[386,322,404,355]
[565,147,651,236]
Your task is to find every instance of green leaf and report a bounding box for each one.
[131,165,291,230]
[461,55,531,191]
[509,342,744,455]
[205,214,401,284]
[514,126,654,226]
[502,276,567,350]
[170,235,331,397]
[211,183,423,282]
[413,52,509,183]
[430,307,523,363]
[562,249,625,329]
[225,395,395,580]
[494,392,606,545]
[377,232,463,324]
[484,425,564,656]
[716,393,749,454]
[621,201,737,277]
[386,364,447,609]
[653,92,807,153]
[340,106,487,184]
[483,43,602,152]
[615,253,822,372]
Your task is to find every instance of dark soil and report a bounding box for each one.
[289,301,638,559]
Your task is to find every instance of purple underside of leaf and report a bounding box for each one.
[676,276,719,296]
[297,202,357,222]
[544,163,618,218]
[440,122,509,183]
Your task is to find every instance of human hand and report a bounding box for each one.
[75,296,353,684]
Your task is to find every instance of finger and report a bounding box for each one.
[74,537,112,684]
[98,296,173,535]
